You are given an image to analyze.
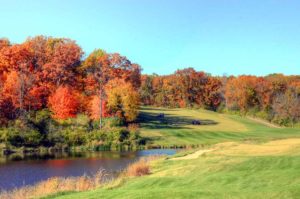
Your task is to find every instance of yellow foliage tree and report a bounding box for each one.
[105,79,139,122]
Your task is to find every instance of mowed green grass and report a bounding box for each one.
[46,107,300,199]
[48,141,300,199]
[138,106,300,147]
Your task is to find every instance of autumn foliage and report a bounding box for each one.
[48,86,79,119]
[0,36,141,124]
[89,95,108,120]
[105,79,140,122]
[140,68,223,110]
[0,35,299,130]
[140,71,300,126]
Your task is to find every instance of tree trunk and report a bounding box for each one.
[99,89,103,129]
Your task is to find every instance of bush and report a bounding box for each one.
[0,129,8,143]
[6,128,24,147]
[216,102,226,113]
[0,113,140,150]
[23,130,43,147]
[85,125,141,150]
[32,109,52,124]
[247,107,260,117]
[0,127,42,147]
[255,111,270,121]
[91,117,123,129]
[272,116,291,127]
[106,127,128,146]
[62,129,87,146]
[56,114,89,128]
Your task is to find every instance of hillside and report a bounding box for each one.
[138,107,300,147]
[46,107,300,199]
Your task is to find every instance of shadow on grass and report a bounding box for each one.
[40,191,77,199]
[137,107,220,146]
[140,106,177,112]
[137,108,218,131]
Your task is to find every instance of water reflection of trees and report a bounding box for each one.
[0,151,137,164]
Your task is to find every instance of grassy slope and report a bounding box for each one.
[138,107,300,147]
[47,107,300,199]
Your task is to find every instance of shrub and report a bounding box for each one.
[32,109,52,124]
[87,130,106,142]
[0,114,140,149]
[272,116,291,127]
[0,129,9,143]
[106,127,129,146]
[127,123,140,146]
[104,117,123,128]
[70,114,91,128]
[62,129,87,146]
[91,117,123,129]
[23,130,43,147]
[216,102,226,113]
[255,110,270,121]
[247,106,260,117]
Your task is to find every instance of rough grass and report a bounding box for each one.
[0,170,106,199]
[0,157,156,199]
[125,158,151,177]
[212,138,300,156]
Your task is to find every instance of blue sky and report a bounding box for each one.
[1,0,300,75]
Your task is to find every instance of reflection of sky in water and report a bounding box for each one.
[137,149,177,156]
[0,149,176,191]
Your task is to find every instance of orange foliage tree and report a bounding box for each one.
[225,76,259,112]
[140,68,223,109]
[48,86,79,119]
[89,95,108,120]
[81,49,141,126]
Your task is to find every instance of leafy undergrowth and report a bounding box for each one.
[46,138,300,199]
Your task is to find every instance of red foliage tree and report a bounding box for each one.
[41,40,82,88]
[2,70,35,112]
[203,77,222,110]
[0,96,16,125]
[0,44,34,73]
[28,85,50,110]
[48,86,79,119]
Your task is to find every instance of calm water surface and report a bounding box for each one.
[0,149,176,191]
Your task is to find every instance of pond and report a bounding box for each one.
[0,149,176,191]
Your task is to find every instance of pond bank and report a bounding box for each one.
[0,149,177,191]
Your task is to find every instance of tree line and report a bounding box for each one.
[140,68,300,126]
[0,36,141,150]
